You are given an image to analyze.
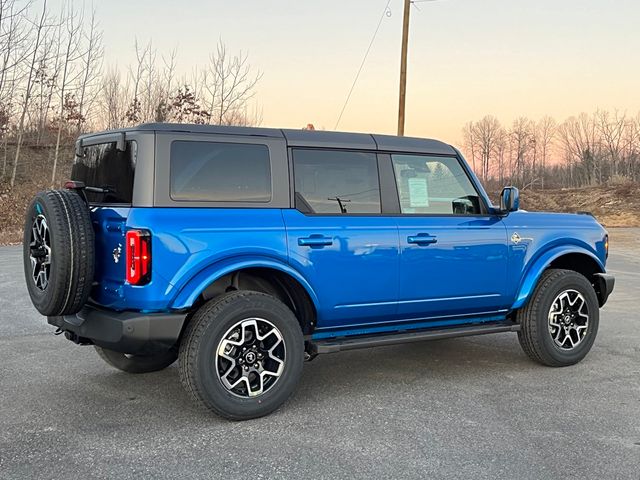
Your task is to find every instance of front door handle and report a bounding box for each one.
[407,234,438,246]
[298,235,334,247]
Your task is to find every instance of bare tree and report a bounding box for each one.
[558,113,602,187]
[509,117,534,188]
[462,121,477,173]
[101,66,128,130]
[536,116,556,189]
[75,7,103,134]
[596,109,626,179]
[202,40,262,126]
[10,0,50,187]
[473,115,502,183]
[51,1,83,185]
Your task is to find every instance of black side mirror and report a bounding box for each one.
[500,187,520,213]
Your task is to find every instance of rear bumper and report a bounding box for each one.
[48,305,187,355]
[594,273,615,307]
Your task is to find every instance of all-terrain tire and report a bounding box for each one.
[23,190,95,316]
[95,346,178,374]
[179,291,304,421]
[517,269,599,367]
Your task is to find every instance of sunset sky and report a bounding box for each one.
[51,0,640,144]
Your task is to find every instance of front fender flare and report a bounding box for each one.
[511,245,605,310]
[170,256,320,311]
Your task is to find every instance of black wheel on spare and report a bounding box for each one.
[517,268,599,367]
[95,346,179,374]
[23,190,94,317]
[179,291,304,421]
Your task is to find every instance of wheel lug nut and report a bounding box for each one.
[254,363,259,368]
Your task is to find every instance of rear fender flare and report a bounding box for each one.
[170,256,319,311]
[512,245,604,310]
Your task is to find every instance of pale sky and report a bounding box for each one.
[50,0,640,144]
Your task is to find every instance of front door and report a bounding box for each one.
[283,148,400,330]
[390,153,509,320]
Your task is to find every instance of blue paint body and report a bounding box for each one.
[88,204,608,340]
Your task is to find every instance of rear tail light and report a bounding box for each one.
[126,230,151,285]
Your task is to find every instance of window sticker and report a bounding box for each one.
[408,177,429,207]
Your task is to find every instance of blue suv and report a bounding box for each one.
[23,123,614,420]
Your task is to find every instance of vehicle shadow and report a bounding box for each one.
[67,333,536,424]
[294,333,532,395]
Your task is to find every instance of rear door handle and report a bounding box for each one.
[407,234,438,246]
[298,235,334,247]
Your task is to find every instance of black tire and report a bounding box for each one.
[517,269,599,367]
[23,190,94,316]
[95,346,178,374]
[179,291,304,421]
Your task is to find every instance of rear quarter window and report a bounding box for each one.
[170,141,271,202]
[71,141,137,204]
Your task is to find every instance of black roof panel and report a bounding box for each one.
[79,123,455,155]
[137,122,285,138]
[282,129,377,150]
[372,134,455,155]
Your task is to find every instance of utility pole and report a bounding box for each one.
[397,0,411,136]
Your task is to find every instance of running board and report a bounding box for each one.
[312,322,521,354]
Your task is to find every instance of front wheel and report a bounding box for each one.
[179,291,304,420]
[517,269,599,367]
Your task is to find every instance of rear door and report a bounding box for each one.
[389,153,509,319]
[283,148,400,330]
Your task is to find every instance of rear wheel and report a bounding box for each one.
[517,269,599,367]
[95,346,178,374]
[179,291,304,420]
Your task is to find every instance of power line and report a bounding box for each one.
[334,0,393,131]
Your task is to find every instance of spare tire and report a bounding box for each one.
[23,189,95,316]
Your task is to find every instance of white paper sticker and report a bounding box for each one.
[408,177,429,207]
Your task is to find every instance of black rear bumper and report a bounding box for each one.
[594,273,615,307]
[48,305,187,355]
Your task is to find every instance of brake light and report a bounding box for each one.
[126,230,151,285]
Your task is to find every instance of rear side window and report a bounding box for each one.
[170,141,271,202]
[71,141,137,204]
[292,149,381,214]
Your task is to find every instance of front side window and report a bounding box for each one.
[170,141,271,202]
[391,155,483,215]
[293,149,381,214]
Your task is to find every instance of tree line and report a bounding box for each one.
[463,110,640,190]
[0,0,262,188]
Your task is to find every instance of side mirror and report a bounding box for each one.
[500,187,520,213]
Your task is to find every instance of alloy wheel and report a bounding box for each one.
[216,318,286,398]
[29,214,52,291]
[548,289,589,350]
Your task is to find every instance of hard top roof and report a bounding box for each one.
[79,123,456,155]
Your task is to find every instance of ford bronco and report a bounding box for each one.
[23,123,614,420]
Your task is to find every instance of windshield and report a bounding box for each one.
[71,141,137,204]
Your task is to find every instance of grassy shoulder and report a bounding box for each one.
[516,181,640,228]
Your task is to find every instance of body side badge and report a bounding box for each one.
[511,232,533,244]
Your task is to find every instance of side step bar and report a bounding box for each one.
[312,322,521,354]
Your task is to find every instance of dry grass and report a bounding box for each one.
[519,182,640,228]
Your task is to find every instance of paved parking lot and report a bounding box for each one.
[1,231,639,479]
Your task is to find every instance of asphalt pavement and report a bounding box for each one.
[1,232,639,479]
